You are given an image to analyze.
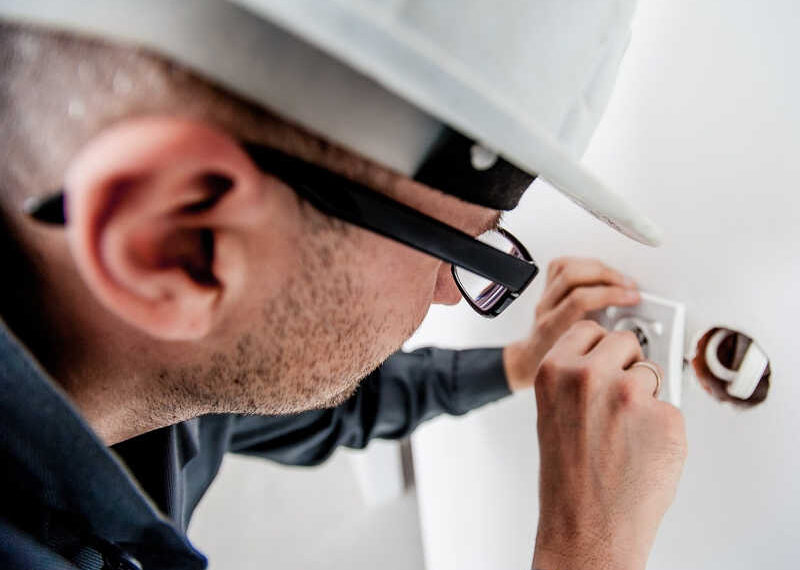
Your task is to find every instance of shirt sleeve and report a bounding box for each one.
[227,347,510,466]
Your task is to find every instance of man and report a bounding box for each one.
[0,2,687,570]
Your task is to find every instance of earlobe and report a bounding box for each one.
[64,117,265,340]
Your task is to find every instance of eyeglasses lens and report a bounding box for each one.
[453,230,524,312]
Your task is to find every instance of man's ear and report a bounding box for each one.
[65,116,268,340]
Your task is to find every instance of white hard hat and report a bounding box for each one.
[0,0,662,246]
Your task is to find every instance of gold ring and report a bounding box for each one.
[631,361,662,397]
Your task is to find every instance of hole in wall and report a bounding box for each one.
[692,327,771,407]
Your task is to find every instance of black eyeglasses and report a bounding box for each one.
[26,142,538,317]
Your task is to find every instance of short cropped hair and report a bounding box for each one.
[0,21,407,210]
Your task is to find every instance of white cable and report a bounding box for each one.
[727,343,768,400]
[704,329,767,400]
[704,329,737,382]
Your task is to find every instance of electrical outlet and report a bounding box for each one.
[592,292,685,407]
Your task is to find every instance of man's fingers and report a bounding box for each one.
[539,286,640,341]
[545,256,569,282]
[591,329,646,371]
[546,257,632,286]
[539,260,636,313]
[625,361,665,398]
[548,320,607,359]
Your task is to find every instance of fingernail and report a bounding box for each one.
[624,277,637,288]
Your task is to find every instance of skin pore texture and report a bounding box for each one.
[0,22,494,444]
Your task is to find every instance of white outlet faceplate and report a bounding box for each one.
[592,292,686,407]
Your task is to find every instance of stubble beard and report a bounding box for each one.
[184,218,427,417]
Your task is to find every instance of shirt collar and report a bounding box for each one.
[0,318,206,569]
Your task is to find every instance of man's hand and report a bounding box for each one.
[504,257,641,391]
[532,321,688,570]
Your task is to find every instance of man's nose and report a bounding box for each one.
[432,264,462,306]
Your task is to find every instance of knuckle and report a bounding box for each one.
[613,329,637,343]
[535,357,598,399]
[613,380,638,409]
[566,290,590,313]
[536,314,555,336]
[534,358,559,390]
[571,319,602,335]
[569,364,595,391]
[561,265,578,285]
[601,264,619,282]
[547,258,567,278]
[611,329,642,351]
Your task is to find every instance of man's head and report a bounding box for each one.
[0,22,500,441]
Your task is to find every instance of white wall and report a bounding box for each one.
[189,443,424,570]
[409,0,800,568]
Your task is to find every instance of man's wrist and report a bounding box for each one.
[532,546,612,570]
[502,339,538,391]
[532,535,645,570]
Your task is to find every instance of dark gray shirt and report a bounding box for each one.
[0,320,510,569]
